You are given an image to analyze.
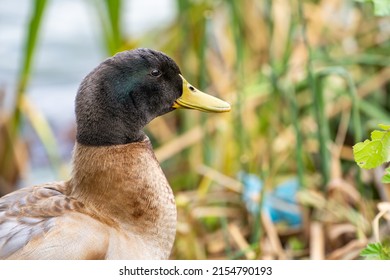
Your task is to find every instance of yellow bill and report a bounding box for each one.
[173,74,231,113]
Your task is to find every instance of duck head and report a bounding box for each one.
[75,48,230,146]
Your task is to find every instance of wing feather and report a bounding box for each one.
[0,182,85,259]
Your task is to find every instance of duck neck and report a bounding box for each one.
[68,138,176,256]
[76,119,147,145]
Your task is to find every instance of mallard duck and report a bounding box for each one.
[0,48,230,259]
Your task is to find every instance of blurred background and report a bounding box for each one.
[0,0,389,259]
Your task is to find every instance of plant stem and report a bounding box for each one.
[11,0,47,139]
[1,0,48,180]
[298,0,331,188]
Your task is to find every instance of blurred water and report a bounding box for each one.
[0,0,176,186]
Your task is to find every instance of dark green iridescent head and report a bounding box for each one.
[75,48,182,146]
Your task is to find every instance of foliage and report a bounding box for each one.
[0,0,54,195]
[2,0,390,260]
[95,0,123,55]
[360,242,390,260]
[353,124,390,258]
[353,124,390,183]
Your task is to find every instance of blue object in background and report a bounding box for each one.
[238,172,302,227]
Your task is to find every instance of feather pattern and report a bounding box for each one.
[0,139,176,259]
[0,182,83,258]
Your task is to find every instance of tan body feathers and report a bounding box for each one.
[0,139,176,259]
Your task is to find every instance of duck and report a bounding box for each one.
[0,48,230,259]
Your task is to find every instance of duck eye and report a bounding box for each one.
[150,69,162,77]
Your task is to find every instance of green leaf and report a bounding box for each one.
[353,140,386,169]
[361,243,382,259]
[361,242,390,260]
[383,167,390,184]
[353,124,390,169]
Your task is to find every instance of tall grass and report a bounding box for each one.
[95,0,123,55]
[13,0,47,130]
[1,0,49,192]
[1,0,389,259]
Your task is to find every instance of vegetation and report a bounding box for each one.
[353,124,390,259]
[1,0,390,259]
